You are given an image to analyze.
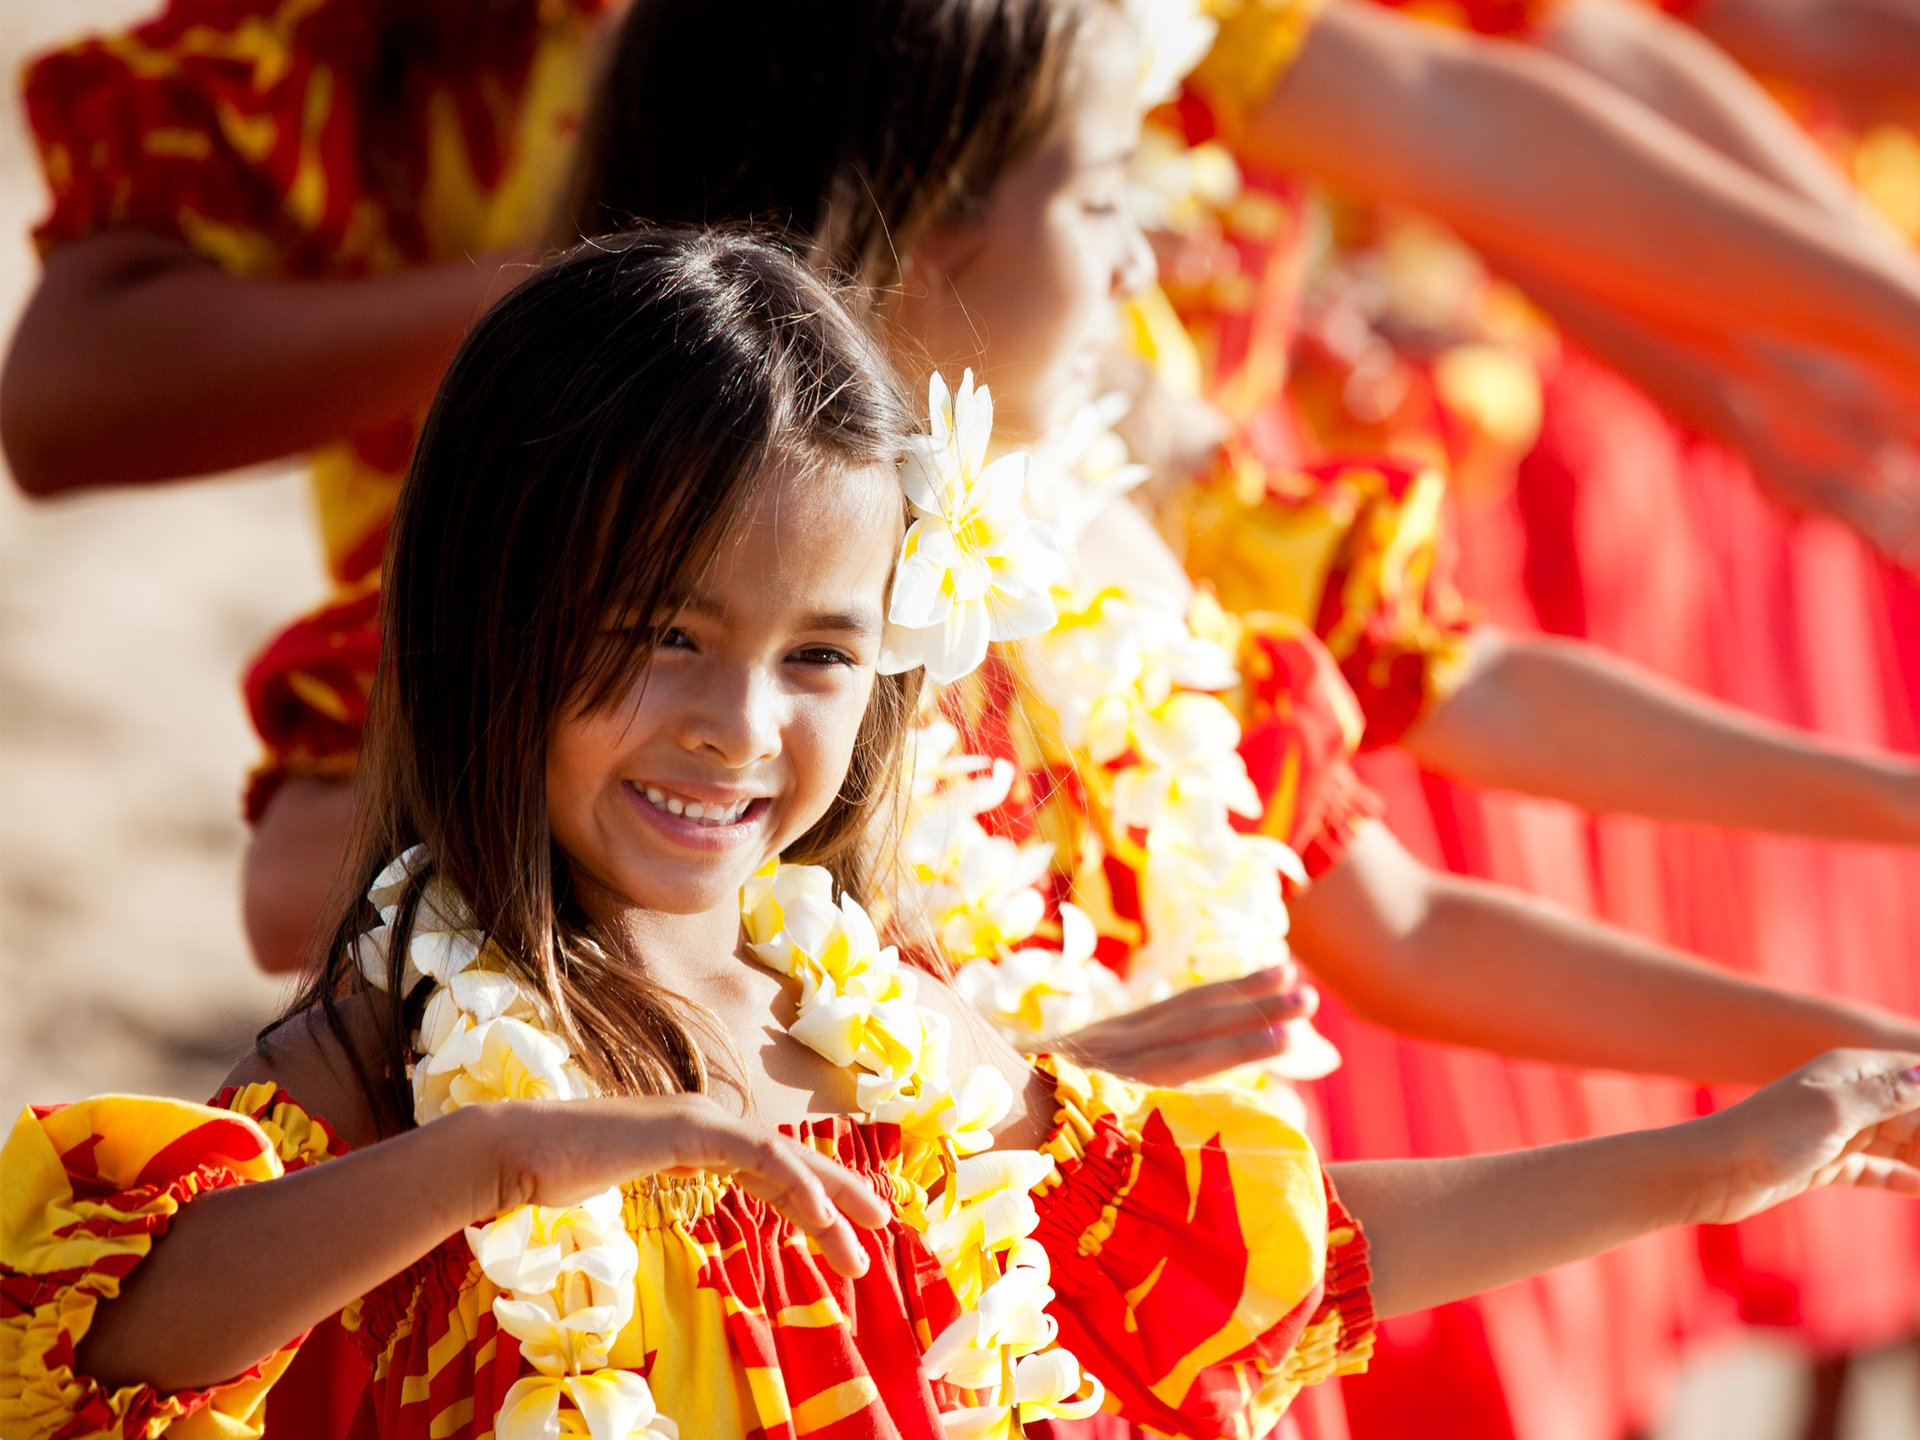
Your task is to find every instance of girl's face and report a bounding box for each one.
[895,6,1154,442]
[546,461,901,918]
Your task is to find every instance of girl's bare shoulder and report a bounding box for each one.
[223,991,403,1151]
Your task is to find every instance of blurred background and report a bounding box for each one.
[0,5,1913,1438]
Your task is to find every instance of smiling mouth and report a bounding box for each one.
[628,783,760,828]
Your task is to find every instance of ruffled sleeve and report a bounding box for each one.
[19,0,393,273]
[1187,0,1331,136]
[1031,1055,1374,1440]
[1226,609,1386,882]
[0,1084,345,1440]
[1189,451,1477,751]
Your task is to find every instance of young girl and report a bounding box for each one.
[5,224,1918,1440]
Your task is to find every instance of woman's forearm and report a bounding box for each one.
[1331,1125,1701,1317]
[1401,630,1920,845]
[1536,0,1878,226]
[76,1107,495,1393]
[1690,0,1920,125]
[1250,4,1920,389]
[1,232,523,496]
[1292,823,1920,1083]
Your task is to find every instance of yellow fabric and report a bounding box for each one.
[1190,0,1332,135]
[1038,1056,1365,1434]
[0,1094,304,1440]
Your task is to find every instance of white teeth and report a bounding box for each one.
[634,785,752,827]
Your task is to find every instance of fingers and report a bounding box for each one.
[702,1123,886,1280]
[1140,967,1315,1040]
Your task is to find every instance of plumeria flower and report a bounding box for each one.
[367,844,431,920]
[908,721,1015,814]
[497,1371,679,1440]
[922,1152,1056,1302]
[1028,587,1238,758]
[940,1349,1108,1439]
[881,371,1067,684]
[740,860,836,956]
[900,810,1054,963]
[417,969,540,1061]
[751,885,903,1006]
[1108,692,1263,837]
[1023,393,1152,550]
[866,1062,1014,1158]
[492,1285,634,1377]
[1134,829,1299,985]
[466,1188,634,1296]
[789,975,930,1082]
[413,1014,593,1120]
[955,904,1125,1040]
[1122,0,1219,109]
[923,1247,1062,1387]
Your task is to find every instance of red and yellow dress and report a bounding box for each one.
[1144,6,1710,1439]
[1363,0,1920,1383]
[21,0,612,819]
[0,1063,1373,1440]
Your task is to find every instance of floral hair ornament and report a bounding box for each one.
[879,370,1067,685]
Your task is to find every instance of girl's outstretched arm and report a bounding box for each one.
[1242,2,1920,398]
[1289,822,1920,1084]
[0,232,525,497]
[1400,629,1920,844]
[1337,1049,1920,1318]
[74,1040,888,1394]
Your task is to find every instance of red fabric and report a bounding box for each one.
[240,585,381,821]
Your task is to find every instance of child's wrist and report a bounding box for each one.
[1636,1117,1736,1231]
[416,1103,524,1229]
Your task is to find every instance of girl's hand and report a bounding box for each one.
[452,1095,891,1277]
[1054,966,1318,1086]
[1688,1050,1920,1226]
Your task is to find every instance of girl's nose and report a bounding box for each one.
[684,664,783,766]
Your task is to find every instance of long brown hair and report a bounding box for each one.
[562,0,1092,293]
[276,229,921,1129]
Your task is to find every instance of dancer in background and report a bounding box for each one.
[0,0,619,973]
[7,222,1920,1440]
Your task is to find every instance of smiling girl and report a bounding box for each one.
[6,227,1919,1440]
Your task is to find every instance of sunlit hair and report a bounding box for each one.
[275,229,921,1128]
[563,0,1093,295]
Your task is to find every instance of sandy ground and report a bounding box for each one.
[0,1,308,1124]
[0,5,1914,1437]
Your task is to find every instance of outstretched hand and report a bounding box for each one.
[1053,965,1318,1087]
[1689,1050,1920,1226]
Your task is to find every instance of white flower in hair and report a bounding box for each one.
[881,370,1066,685]
[1123,0,1219,110]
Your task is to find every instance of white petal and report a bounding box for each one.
[496,1376,563,1440]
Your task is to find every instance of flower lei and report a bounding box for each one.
[893,394,1343,1083]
